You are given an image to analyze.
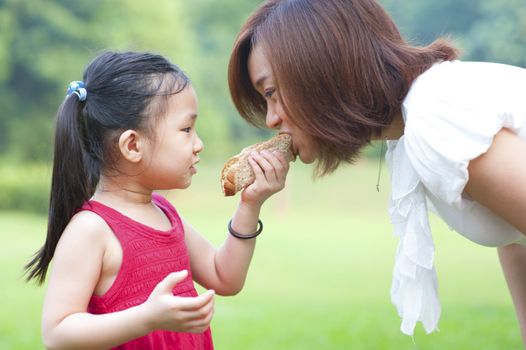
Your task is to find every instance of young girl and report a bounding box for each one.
[25,51,290,349]
[228,0,526,343]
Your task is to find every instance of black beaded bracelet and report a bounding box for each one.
[228,219,263,239]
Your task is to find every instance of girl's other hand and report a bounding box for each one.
[242,150,290,207]
[141,270,215,334]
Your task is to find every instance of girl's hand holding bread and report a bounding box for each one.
[221,134,295,201]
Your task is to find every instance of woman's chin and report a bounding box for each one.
[298,151,316,164]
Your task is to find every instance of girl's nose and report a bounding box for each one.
[194,135,204,153]
[265,109,282,130]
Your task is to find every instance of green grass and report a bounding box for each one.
[1,160,521,349]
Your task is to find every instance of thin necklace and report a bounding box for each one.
[376,138,386,192]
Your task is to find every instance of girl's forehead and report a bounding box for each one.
[165,86,198,118]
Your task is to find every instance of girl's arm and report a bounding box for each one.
[184,150,289,295]
[42,211,214,350]
[465,128,526,342]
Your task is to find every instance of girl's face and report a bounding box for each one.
[248,45,316,164]
[143,85,203,190]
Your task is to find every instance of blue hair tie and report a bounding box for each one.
[66,81,87,102]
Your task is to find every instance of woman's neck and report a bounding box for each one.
[378,111,405,140]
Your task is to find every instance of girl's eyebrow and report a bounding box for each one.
[187,113,198,120]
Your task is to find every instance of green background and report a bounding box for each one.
[2,161,520,349]
[1,0,525,348]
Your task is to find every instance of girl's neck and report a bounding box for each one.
[93,175,153,206]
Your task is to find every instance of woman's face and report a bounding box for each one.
[248,45,316,164]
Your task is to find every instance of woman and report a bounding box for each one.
[227,0,526,341]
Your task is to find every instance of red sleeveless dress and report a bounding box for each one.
[81,193,214,350]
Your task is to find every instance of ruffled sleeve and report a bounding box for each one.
[385,61,526,335]
[402,61,526,209]
[386,139,440,336]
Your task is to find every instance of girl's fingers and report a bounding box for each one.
[266,150,287,171]
[186,304,215,325]
[270,151,289,180]
[252,151,281,184]
[251,151,274,173]
[262,150,290,185]
[261,150,290,178]
[247,150,289,197]
[248,155,267,183]
[178,298,215,322]
[176,289,215,311]
[185,309,215,332]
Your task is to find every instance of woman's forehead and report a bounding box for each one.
[248,45,273,88]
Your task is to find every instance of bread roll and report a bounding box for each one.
[221,134,295,196]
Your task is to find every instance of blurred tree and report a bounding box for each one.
[181,0,271,156]
[0,0,102,160]
[381,0,526,66]
[0,0,230,161]
[382,0,482,45]
[462,0,526,67]
[1,0,525,163]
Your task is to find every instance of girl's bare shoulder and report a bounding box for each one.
[57,210,113,253]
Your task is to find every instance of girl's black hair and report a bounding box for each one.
[25,51,189,284]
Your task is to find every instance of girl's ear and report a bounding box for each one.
[118,130,146,163]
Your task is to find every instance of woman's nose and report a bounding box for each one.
[265,109,282,130]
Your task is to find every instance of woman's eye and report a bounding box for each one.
[264,88,275,99]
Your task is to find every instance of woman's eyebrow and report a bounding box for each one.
[254,74,268,88]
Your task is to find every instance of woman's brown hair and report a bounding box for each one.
[228,0,458,176]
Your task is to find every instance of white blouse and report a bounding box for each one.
[386,60,526,336]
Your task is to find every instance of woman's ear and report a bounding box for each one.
[118,130,146,163]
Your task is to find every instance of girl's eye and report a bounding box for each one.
[182,127,192,133]
[264,88,275,99]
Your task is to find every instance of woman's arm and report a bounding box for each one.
[465,128,526,342]
[185,150,289,295]
[43,211,214,350]
[464,128,526,234]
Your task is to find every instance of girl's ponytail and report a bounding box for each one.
[25,94,99,284]
[24,51,189,284]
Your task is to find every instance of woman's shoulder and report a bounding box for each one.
[402,60,526,147]
[399,60,526,207]
[404,60,526,113]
